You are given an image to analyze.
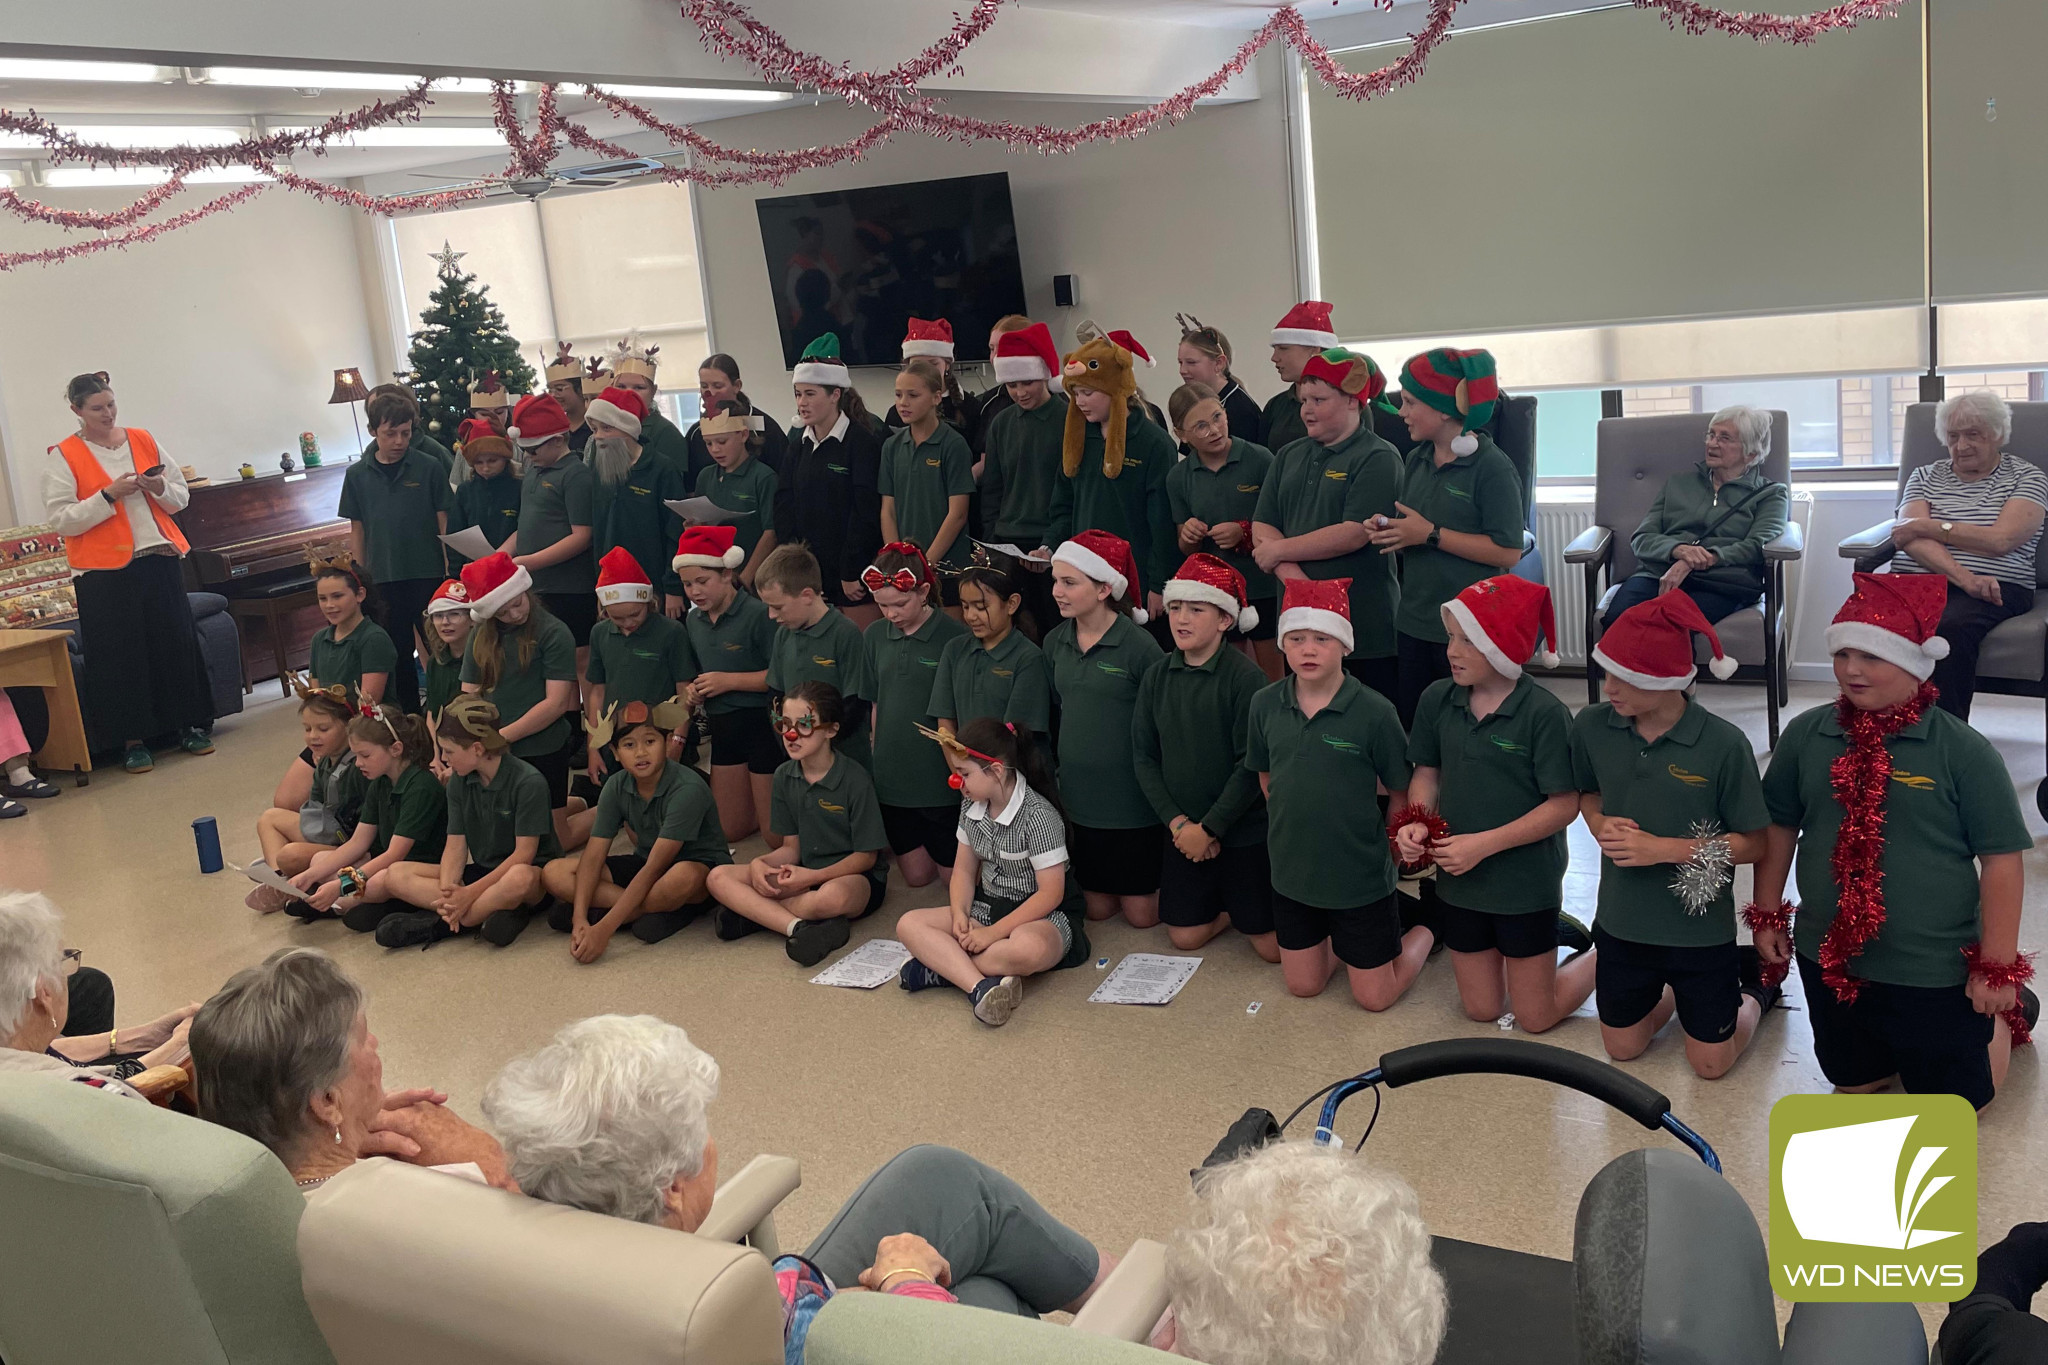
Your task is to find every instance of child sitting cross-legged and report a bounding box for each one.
[895,717,1091,1026]
[287,703,446,933]
[246,678,367,909]
[704,682,890,967]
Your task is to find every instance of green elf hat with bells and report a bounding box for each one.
[1400,348,1499,456]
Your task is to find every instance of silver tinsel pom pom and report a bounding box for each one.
[1670,819,1733,915]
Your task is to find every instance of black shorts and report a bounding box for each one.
[1243,596,1277,643]
[1068,822,1165,897]
[520,741,573,808]
[852,865,889,918]
[1273,891,1404,970]
[707,706,783,774]
[540,591,600,648]
[1797,955,1996,1109]
[461,864,494,886]
[1437,898,1559,959]
[1593,926,1739,1043]
[881,803,959,866]
[1158,838,1273,935]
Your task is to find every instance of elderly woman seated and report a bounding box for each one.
[1602,403,1790,631]
[190,947,512,1190]
[1885,389,2048,719]
[0,888,197,1098]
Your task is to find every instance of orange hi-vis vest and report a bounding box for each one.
[53,428,189,570]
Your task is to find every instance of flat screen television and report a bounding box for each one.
[755,171,1027,370]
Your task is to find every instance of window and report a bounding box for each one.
[1531,388,1602,480]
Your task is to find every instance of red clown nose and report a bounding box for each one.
[947,773,966,790]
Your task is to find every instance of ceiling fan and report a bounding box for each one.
[404,155,668,200]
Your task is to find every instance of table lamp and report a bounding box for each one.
[328,367,371,453]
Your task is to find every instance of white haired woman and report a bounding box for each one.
[1887,389,2048,719]
[482,1015,1116,1360]
[190,947,512,1191]
[1601,403,1790,633]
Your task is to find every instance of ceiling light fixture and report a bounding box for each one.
[199,67,511,94]
[592,83,789,103]
[38,165,273,187]
[271,125,507,149]
[0,58,169,84]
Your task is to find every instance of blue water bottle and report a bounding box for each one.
[192,816,223,874]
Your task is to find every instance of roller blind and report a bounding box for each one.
[1929,0,2048,303]
[538,180,707,347]
[392,200,555,348]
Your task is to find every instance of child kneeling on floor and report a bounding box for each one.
[378,696,563,948]
[289,703,446,932]
[896,718,1092,1027]
[705,681,889,966]
[248,678,367,908]
[541,699,731,963]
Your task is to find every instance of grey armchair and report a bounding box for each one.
[1564,411,1806,746]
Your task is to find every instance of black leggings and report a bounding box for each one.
[1929,578,2033,720]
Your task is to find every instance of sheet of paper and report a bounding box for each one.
[232,860,312,901]
[438,526,502,560]
[664,497,739,524]
[972,538,1041,561]
[1088,953,1202,1006]
[810,938,914,989]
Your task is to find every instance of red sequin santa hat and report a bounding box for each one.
[507,393,572,449]
[1594,592,1737,689]
[672,524,745,573]
[1104,329,1154,368]
[1441,575,1559,680]
[460,551,532,623]
[901,317,955,360]
[595,546,653,606]
[584,386,645,439]
[1277,577,1353,653]
[1052,530,1149,624]
[1163,553,1259,633]
[1824,571,1950,681]
[993,322,1063,392]
[424,578,472,618]
[1271,300,1339,349]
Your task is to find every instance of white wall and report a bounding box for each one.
[0,190,378,524]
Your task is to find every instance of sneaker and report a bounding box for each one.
[179,727,216,756]
[900,959,947,993]
[375,909,451,949]
[715,906,764,941]
[1556,912,1594,955]
[2021,984,2041,1041]
[122,746,154,773]
[546,900,577,934]
[1737,944,1783,1013]
[479,906,534,946]
[971,974,1023,1027]
[786,916,851,967]
[631,905,703,943]
[245,881,294,915]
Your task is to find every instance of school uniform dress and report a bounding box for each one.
[769,752,891,914]
[879,422,978,585]
[447,469,522,572]
[447,754,565,876]
[930,629,1052,741]
[1762,701,2032,1108]
[1407,675,1575,957]
[1393,435,1529,725]
[1045,409,1178,590]
[556,761,732,940]
[957,779,1091,970]
[341,765,448,934]
[517,455,599,645]
[866,609,970,865]
[695,454,780,568]
[338,446,454,712]
[460,614,580,806]
[767,608,875,769]
[1216,380,1266,449]
[1568,697,1770,1043]
[1044,614,1166,896]
[777,414,884,608]
[308,618,399,700]
[685,591,782,774]
[1260,388,1305,456]
[593,449,687,602]
[687,403,790,486]
[587,612,696,709]
[1131,645,1272,933]
[1164,438,1278,639]
[1246,673,1412,968]
[1606,462,1790,631]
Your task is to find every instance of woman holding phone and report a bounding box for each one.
[40,372,217,773]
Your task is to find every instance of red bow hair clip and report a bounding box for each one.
[862,542,935,594]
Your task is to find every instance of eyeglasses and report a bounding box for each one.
[862,564,922,594]
[1704,430,1743,447]
[776,713,821,739]
[61,948,82,976]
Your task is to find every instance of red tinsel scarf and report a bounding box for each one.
[1820,682,1938,1001]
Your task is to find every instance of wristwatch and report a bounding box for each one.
[1425,526,1442,549]
[1940,521,1955,543]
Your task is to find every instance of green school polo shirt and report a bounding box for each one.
[1164,438,1277,604]
[980,396,1068,546]
[639,410,691,472]
[1131,645,1267,846]
[446,753,563,869]
[310,618,398,696]
[448,470,521,571]
[591,760,731,869]
[594,450,686,595]
[1568,698,1770,946]
[424,652,465,715]
[338,448,454,584]
[930,628,1051,734]
[1394,434,1526,642]
[1261,390,1305,454]
[1044,614,1166,829]
[1253,425,1402,659]
[1246,673,1411,909]
[1045,410,1178,587]
[866,608,970,808]
[359,763,447,863]
[1762,702,2033,987]
[683,591,776,714]
[767,607,874,768]
[461,613,578,758]
[695,455,779,566]
[587,611,696,708]
[1407,675,1575,913]
[878,422,977,570]
[517,454,597,595]
[770,753,889,872]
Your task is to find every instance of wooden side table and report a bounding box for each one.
[226,583,318,697]
[0,628,92,783]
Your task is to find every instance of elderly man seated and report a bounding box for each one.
[1602,403,1790,630]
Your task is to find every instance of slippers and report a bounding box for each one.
[2,777,58,799]
[0,797,24,820]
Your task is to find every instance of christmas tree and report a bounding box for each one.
[397,241,538,442]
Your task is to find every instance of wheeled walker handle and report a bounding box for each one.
[1375,1038,1672,1130]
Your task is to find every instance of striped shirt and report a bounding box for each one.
[1893,454,2048,584]
[958,780,1069,903]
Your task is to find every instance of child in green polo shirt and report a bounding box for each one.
[459,551,585,854]
[290,706,445,934]
[757,542,874,771]
[677,525,781,846]
[1042,335,1177,609]
[446,424,522,573]
[540,699,731,964]
[880,359,975,585]
[1569,595,1772,1080]
[932,557,1052,743]
[308,559,399,707]
[705,682,889,968]
[861,542,969,889]
[1165,385,1281,681]
[1395,576,1592,1034]
[694,402,780,586]
[422,580,474,720]
[1134,555,1273,955]
[586,547,696,784]
[248,682,367,907]
[379,697,563,949]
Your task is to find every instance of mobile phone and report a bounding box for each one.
[141,464,165,478]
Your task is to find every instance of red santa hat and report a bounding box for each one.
[424,578,472,619]
[595,546,653,606]
[1104,329,1154,368]
[1277,577,1353,653]
[901,317,955,360]
[1594,592,1737,690]
[1052,530,1148,624]
[1440,575,1558,680]
[1163,553,1259,633]
[993,322,1062,391]
[508,393,573,449]
[1271,300,1339,349]
[459,551,532,623]
[1825,571,1950,681]
[584,385,646,439]
[672,524,744,573]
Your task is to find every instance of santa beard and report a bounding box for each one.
[592,436,638,488]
